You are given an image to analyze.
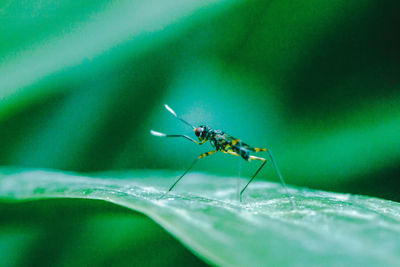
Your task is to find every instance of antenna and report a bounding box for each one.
[150,130,166,137]
[164,104,196,129]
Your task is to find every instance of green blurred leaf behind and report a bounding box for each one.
[1,0,400,265]
[1,0,399,199]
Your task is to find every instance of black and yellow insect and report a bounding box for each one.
[151,104,293,203]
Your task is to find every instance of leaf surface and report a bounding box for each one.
[0,168,399,266]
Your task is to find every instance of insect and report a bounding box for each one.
[151,104,294,204]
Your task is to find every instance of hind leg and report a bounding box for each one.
[239,156,267,202]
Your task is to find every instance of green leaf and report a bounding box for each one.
[0,0,238,119]
[1,168,400,266]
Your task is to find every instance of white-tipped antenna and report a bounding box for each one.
[164,104,196,129]
[164,104,177,117]
[150,130,167,137]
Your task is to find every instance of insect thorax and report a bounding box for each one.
[209,130,251,160]
[210,130,229,151]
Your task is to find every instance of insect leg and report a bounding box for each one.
[223,151,240,157]
[150,130,205,145]
[248,147,267,152]
[248,148,288,187]
[266,149,296,208]
[159,150,218,199]
[239,155,266,202]
[243,149,296,208]
[165,134,204,145]
[223,151,243,200]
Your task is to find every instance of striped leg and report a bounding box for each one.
[249,147,267,152]
[159,150,218,199]
[223,151,240,157]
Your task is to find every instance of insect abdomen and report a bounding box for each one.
[234,146,250,161]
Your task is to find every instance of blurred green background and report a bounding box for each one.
[0,0,399,265]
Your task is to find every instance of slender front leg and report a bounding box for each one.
[159,150,218,199]
[150,130,205,145]
[166,134,205,145]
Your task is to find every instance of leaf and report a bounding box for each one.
[0,0,237,119]
[1,168,400,266]
[0,198,206,266]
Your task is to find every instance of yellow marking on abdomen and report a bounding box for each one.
[231,139,240,145]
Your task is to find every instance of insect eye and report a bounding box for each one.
[195,127,203,137]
